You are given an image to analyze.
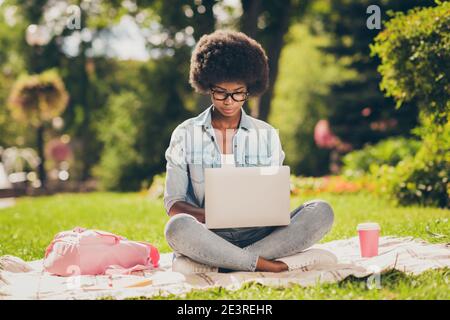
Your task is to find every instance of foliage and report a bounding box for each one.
[147,172,166,200]
[0,1,29,147]
[1,0,445,189]
[7,69,69,127]
[93,92,142,191]
[313,0,427,150]
[371,1,450,125]
[373,119,449,208]
[290,175,376,195]
[146,172,375,199]
[367,2,450,208]
[269,24,349,176]
[342,137,421,177]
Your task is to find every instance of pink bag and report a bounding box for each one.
[43,227,160,276]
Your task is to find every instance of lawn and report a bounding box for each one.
[0,191,449,299]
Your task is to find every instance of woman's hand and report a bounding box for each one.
[197,210,206,224]
[169,201,206,224]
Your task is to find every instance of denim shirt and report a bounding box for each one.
[163,104,285,215]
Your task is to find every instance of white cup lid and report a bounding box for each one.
[357,222,380,231]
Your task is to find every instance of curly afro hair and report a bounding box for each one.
[189,30,269,97]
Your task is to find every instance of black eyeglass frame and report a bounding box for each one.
[210,88,250,102]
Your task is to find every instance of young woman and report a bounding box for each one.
[163,30,334,273]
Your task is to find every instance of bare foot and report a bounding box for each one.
[255,257,288,272]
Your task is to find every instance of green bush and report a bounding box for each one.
[374,120,449,208]
[93,92,143,191]
[368,2,450,207]
[371,1,450,125]
[342,137,421,177]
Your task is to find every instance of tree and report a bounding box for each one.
[7,70,69,187]
[371,1,449,126]
[369,2,449,207]
[315,0,430,150]
[240,0,310,121]
[269,23,350,176]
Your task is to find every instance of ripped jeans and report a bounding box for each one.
[164,199,334,272]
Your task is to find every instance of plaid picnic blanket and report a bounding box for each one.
[1,236,449,300]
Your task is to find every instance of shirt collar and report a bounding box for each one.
[196,104,251,131]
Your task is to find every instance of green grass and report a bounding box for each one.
[0,192,449,299]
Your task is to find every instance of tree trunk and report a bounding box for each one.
[36,124,46,188]
[79,42,91,181]
[193,0,217,112]
[193,0,216,41]
[240,0,263,38]
[256,1,293,122]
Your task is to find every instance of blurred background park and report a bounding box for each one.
[0,0,448,209]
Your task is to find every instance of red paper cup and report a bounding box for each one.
[357,222,380,258]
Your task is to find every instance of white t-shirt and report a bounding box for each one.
[221,153,235,168]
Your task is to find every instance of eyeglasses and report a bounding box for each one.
[210,88,249,102]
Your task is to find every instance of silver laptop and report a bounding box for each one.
[204,166,291,229]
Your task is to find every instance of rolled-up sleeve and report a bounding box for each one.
[163,126,189,215]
